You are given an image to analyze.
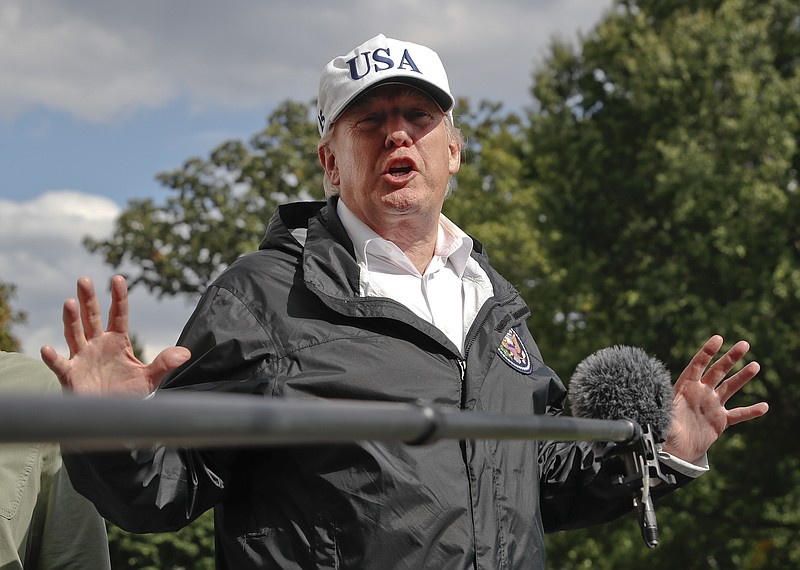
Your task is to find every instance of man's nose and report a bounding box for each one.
[384,117,413,148]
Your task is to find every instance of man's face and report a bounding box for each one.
[320,84,461,233]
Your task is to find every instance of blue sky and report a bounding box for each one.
[2,102,275,205]
[0,0,613,360]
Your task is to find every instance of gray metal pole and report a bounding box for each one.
[0,393,637,450]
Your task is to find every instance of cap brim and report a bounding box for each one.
[329,76,455,126]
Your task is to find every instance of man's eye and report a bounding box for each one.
[408,110,432,123]
[358,114,381,127]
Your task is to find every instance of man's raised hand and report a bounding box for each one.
[663,335,769,462]
[41,275,191,396]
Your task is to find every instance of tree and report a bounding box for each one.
[444,100,548,289]
[527,1,800,567]
[107,511,215,570]
[0,280,26,352]
[86,100,324,297]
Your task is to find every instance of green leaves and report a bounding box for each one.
[0,281,26,352]
[107,511,215,570]
[531,1,800,567]
[86,101,323,297]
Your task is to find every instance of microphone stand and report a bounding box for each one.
[597,423,676,548]
[0,393,638,450]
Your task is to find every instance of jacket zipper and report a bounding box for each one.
[458,294,527,570]
[458,357,478,569]
[457,358,467,409]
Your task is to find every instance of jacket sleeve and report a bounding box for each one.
[63,283,276,533]
[35,464,111,570]
[537,378,691,532]
[62,445,233,533]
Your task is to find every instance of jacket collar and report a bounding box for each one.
[258,197,523,322]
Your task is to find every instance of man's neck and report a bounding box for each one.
[377,220,437,274]
[336,198,440,274]
[338,198,441,274]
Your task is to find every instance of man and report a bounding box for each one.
[41,34,768,569]
[0,351,111,570]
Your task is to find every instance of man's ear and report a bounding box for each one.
[448,140,461,175]
[318,144,340,186]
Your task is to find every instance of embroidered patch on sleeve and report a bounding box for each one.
[497,328,532,375]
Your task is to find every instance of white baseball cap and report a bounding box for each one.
[316,34,455,136]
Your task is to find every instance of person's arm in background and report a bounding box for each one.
[0,350,111,570]
[28,452,111,570]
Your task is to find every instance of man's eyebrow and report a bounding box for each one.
[349,88,438,113]
[347,98,379,114]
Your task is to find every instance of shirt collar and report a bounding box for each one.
[336,199,473,278]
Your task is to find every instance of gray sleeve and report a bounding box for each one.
[0,352,111,569]
[34,464,111,570]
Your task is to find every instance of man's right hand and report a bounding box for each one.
[41,275,191,396]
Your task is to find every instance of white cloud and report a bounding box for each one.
[0,191,193,362]
[0,2,176,122]
[0,0,613,122]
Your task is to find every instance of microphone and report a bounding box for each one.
[569,345,673,440]
[568,345,676,548]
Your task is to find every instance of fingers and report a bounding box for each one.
[690,336,764,407]
[686,335,769,429]
[107,275,130,334]
[62,298,86,358]
[61,275,128,354]
[715,361,760,404]
[701,339,751,387]
[674,335,723,389]
[40,345,71,387]
[77,276,104,340]
[146,347,192,390]
[726,402,769,426]
[678,336,754,389]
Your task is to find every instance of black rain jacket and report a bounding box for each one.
[64,198,686,569]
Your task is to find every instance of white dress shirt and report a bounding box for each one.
[337,199,493,355]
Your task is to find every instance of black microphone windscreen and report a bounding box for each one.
[568,345,673,442]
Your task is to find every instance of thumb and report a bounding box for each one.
[147,346,192,386]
